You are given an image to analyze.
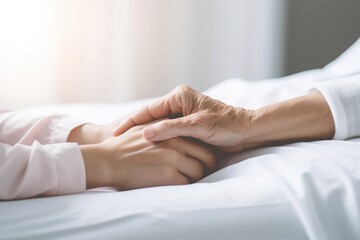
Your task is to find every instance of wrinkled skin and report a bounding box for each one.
[113,85,255,152]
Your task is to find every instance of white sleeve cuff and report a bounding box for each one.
[311,74,360,140]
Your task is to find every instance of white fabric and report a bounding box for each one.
[312,75,360,140]
[1,129,360,240]
[1,38,360,240]
[323,37,360,77]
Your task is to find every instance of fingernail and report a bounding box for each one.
[144,126,156,139]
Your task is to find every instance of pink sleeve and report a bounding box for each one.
[0,110,86,200]
[0,110,84,145]
[0,142,86,200]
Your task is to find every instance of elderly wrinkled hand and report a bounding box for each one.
[113,85,254,152]
[113,84,336,153]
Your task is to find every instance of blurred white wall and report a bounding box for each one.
[0,0,286,108]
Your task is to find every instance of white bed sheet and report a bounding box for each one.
[1,39,360,240]
[1,137,360,240]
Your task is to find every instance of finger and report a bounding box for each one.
[181,140,216,171]
[143,115,200,141]
[154,165,191,186]
[113,84,199,136]
[112,96,175,136]
[174,155,206,183]
[112,115,138,136]
[170,173,191,186]
[125,166,190,189]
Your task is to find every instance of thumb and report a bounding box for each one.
[143,117,197,141]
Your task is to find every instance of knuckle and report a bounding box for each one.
[176,84,192,93]
[176,85,197,101]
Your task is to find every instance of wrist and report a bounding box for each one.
[246,92,335,146]
[245,106,277,145]
[80,144,113,189]
[68,123,107,145]
[230,107,259,149]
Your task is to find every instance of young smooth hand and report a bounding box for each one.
[68,118,124,145]
[79,124,216,190]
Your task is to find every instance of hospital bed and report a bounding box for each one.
[1,50,360,240]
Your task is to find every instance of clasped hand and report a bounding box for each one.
[69,122,215,190]
[70,83,334,191]
[113,85,255,152]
